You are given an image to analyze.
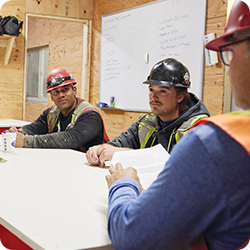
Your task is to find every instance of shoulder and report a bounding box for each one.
[76,108,103,125]
[174,122,249,164]
[137,113,157,123]
[37,107,51,119]
[75,99,101,118]
[165,122,250,192]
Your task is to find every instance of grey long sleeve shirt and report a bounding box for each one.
[22,105,104,151]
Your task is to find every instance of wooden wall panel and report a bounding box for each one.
[0,0,228,139]
[203,14,227,115]
[90,0,227,140]
[207,0,227,18]
[26,0,93,20]
[25,17,84,122]
[25,102,48,121]
[203,85,224,115]
[0,0,25,120]
[0,81,23,119]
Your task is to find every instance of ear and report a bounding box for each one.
[50,93,54,102]
[73,86,77,96]
[177,93,185,104]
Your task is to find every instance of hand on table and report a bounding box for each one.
[6,126,25,147]
[106,162,142,191]
[15,132,25,147]
[8,126,24,133]
[86,144,133,167]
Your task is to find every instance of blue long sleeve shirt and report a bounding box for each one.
[107,123,250,250]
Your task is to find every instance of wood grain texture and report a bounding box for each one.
[26,0,94,20]
[203,85,224,115]
[24,0,92,122]
[25,17,84,121]
[206,0,227,18]
[25,103,49,122]
[0,0,25,120]
[90,0,227,140]
[0,0,228,140]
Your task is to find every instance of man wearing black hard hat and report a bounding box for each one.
[8,68,109,151]
[102,1,250,250]
[86,58,209,166]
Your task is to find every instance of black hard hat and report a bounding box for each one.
[143,58,191,88]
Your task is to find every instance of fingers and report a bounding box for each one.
[86,145,111,167]
[108,165,116,174]
[86,145,119,168]
[115,162,123,170]
[106,165,117,188]
[18,128,24,133]
[105,174,111,182]
[8,126,18,132]
[86,145,102,166]
[98,146,114,167]
[97,146,108,167]
[105,174,112,188]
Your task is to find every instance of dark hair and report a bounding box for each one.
[175,87,191,114]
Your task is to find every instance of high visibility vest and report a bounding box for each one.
[47,98,109,144]
[138,113,208,152]
[186,111,250,250]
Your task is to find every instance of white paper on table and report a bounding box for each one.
[111,144,170,190]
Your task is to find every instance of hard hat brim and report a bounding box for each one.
[143,79,190,88]
[46,80,76,93]
[205,25,250,52]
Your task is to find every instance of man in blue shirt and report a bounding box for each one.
[105,1,250,249]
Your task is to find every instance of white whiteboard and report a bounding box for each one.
[100,0,207,112]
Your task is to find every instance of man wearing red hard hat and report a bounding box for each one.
[103,1,250,250]
[9,68,109,151]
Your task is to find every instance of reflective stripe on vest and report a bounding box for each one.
[47,100,94,133]
[138,113,158,149]
[174,114,208,142]
[186,111,250,250]
[167,114,208,152]
[47,99,110,143]
[47,105,59,133]
[138,113,208,152]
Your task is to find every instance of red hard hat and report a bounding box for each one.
[46,68,76,93]
[206,0,250,51]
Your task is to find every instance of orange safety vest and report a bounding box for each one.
[187,112,250,250]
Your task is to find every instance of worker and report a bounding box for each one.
[105,0,250,249]
[86,58,209,166]
[9,68,109,152]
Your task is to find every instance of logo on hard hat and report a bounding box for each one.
[183,72,189,83]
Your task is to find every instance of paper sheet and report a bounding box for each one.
[111,144,170,190]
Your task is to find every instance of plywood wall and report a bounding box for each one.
[0,0,25,120]
[26,0,93,20]
[24,17,85,122]
[0,0,227,142]
[90,0,227,140]
[0,0,93,121]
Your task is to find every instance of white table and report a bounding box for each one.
[0,147,114,250]
[0,119,30,134]
[0,119,30,127]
